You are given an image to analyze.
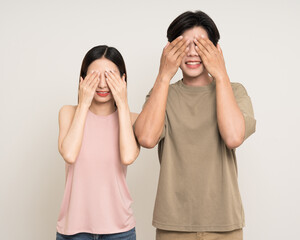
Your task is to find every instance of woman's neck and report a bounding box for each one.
[89,100,116,116]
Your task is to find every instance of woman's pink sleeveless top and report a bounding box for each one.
[56,110,135,235]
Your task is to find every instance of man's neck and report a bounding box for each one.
[182,72,213,87]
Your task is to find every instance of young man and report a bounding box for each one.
[134,11,256,240]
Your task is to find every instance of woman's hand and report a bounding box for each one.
[105,70,127,107]
[78,71,100,107]
[194,37,228,80]
[159,36,190,81]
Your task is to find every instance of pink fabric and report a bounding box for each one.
[57,110,135,235]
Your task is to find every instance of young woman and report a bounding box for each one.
[56,45,139,240]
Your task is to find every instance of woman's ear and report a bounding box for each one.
[122,73,126,81]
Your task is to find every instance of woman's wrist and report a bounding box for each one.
[77,103,90,112]
[116,100,129,112]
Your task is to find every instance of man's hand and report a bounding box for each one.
[194,37,227,80]
[159,36,190,80]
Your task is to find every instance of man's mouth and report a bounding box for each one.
[185,61,202,69]
[186,61,202,65]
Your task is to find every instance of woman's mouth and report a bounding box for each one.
[185,61,202,69]
[96,91,110,97]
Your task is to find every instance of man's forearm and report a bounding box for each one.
[134,74,170,148]
[215,75,245,149]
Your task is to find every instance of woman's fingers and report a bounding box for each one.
[107,71,126,88]
[81,71,97,87]
[91,75,100,90]
[105,71,117,92]
[87,71,100,87]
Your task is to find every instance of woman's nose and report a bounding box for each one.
[98,74,107,88]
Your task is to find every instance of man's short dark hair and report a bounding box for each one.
[167,11,220,46]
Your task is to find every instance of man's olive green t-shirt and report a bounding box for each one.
[146,79,256,232]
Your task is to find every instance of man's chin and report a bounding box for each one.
[183,72,203,79]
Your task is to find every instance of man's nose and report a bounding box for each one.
[187,41,198,56]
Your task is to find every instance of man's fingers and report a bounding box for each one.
[170,38,188,56]
[194,39,209,57]
[167,35,184,52]
[175,39,190,60]
[164,42,170,50]
[176,49,188,65]
[217,44,224,59]
[199,38,216,54]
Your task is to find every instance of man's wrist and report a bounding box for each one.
[214,72,230,84]
[157,73,172,84]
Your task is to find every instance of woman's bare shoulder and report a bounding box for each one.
[59,105,77,119]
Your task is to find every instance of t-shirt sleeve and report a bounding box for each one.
[232,83,256,141]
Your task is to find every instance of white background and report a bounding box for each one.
[0,0,299,239]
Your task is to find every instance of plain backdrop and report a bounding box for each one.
[1,0,299,239]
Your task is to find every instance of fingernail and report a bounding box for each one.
[179,36,183,39]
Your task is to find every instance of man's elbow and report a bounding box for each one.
[224,134,244,149]
[136,135,157,149]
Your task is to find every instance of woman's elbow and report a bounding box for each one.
[121,148,140,166]
[59,149,77,164]
[121,155,137,166]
